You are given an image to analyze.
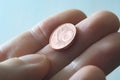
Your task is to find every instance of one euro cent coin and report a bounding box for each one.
[49,23,77,50]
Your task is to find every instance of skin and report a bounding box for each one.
[69,65,106,80]
[0,9,119,80]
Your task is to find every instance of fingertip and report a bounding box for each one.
[70,65,106,80]
[93,10,119,30]
[65,9,87,18]
[64,9,87,24]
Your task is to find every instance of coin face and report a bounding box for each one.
[49,23,76,50]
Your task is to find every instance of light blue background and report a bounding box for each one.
[0,0,120,80]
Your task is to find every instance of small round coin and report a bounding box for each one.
[49,23,76,50]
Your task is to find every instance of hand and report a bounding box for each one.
[0,9,119,80]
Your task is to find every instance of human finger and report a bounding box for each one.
[39,11,119,79]
[69,65,106,80]
[0,54,50,80]
[0,9,86,60]
[52,32,120,80]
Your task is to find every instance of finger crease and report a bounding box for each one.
[30,24,48,46]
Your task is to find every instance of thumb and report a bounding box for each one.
[0,54,50,80]
[70,65,106,80]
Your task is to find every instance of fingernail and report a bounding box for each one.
[19,54,46,64]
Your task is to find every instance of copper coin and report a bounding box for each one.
[49,23,76,50]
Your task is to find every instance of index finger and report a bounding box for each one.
[0,9,86,60]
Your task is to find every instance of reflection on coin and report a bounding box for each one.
[49,23,76,50]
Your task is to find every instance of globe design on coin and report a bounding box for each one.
[49,23,76,50]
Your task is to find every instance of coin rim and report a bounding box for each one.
[49,23,77,50]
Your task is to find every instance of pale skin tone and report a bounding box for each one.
[0,9,119,80]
